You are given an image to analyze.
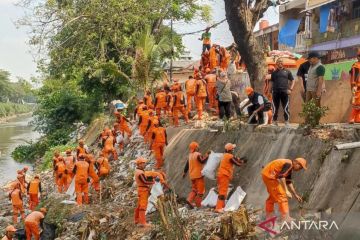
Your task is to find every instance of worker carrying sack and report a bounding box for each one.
[146,182,164,215]
[201,151,223,180]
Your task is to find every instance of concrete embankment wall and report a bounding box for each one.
[164,126,360,238]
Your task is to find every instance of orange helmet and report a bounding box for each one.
[245,87,254,96]
[58,156,64,162]
[40,208,47,213]
[79,139,85,145]
[295,158,307,170]
[225,143,236,151]
[23,166,29,171]
[268,65,275,73]
[205,68,211,73]
[189,142,199,151]
[54,151,60,157]
[17,170,22,174]
[138,99,144,104]
[78,154,85,159]
[153,119,159,126]
[136,157,148,165]
[34,175,40,179]
[5,225,17,232]
[65,149,72,154]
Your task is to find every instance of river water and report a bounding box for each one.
[0,115,40,185]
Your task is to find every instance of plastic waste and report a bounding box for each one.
[61,200,77,205]
[146,182,164,215]
[116,133,124,144]
[224,186,246,212]
[201,152,223,180]
[201,188,218,207]
[65,178,76,200]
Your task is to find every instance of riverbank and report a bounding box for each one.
[0,102,34,123]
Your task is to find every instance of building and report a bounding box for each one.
[254,20,279,51]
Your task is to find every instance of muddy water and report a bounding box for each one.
[0,115,40,185]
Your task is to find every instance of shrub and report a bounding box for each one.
[299,100,329,128]
[41,144,77,170]
[12,140,49,163]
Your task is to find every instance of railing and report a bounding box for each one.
[312,18,360,45]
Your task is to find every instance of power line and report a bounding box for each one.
[178,19,227,36]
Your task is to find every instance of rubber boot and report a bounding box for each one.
[194,194,203,208]
[215,199,225,213]
[138,210,151,227]
[186,191,196,208]
[134,207,140,224]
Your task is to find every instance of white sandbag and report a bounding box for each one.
[66,178,76,200]
[240,99,251,115]
[224,186,246,212]
[116,133,124,144]
[146,182,164,215]
[201,188,218,207]
[201,152,223,180]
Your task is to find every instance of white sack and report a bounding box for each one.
[224,186,246,212]
[201,188,218,207]
[201,152,223,180]
[146,182,164,215]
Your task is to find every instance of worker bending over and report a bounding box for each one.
[27,175,42,211]
[97,152,110,177]
[102,130,118,161]
[24,208,47,240]
[262,158,307,221]
[134,158,155,227]
[215,143,247,213]
[241,87,272,125]
[183,142,210,208]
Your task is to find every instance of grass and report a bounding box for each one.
[0,102,33,118]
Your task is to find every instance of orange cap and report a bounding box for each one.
[6,225,17,232]
[205,68,211,73]
[225,143,236,151]
[17,170,22,174]
[34,175,40,179]
[40,207,47,213]
[189,142,199,151]
[65,149,71,154]
[78,154,85,159]
[295,158,307,170]
[79,139,85,144]
[153,119,159,125]
[245,87,254,96]
[23,166,29,171]
[138,99,144,104]
[136,157,148,165]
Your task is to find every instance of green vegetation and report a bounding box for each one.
[0,102,33,118]
[41,144,77,170]
[299,100,329,128]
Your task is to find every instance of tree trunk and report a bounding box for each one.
[224,0,267,91]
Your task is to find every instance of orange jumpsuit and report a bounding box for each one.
[134,168,154,225]
[27,179,41,211]
[116,114,132,137]
[185,78,197,112]
[261,159,293,218]
[215,153,243,211]
[73,160,90,205]
[97,156,110,177]
[195,79,208,119]
[144,94,154,109]
[16,173,26,194]
[349,62,360,123]
[166,91,173,117]
[64,155,75,183]
[145,115,159,143]
[9,188,25,224]
[25,211,44,240]
[86,155,100,192]
[154,90,168,117]
[55,160,68,193]
[205,73,217,109]
[138,111,150,136]
[201,51,210,69]
[209,46,218,70]
[184,151,207,207]
[151,127,167,169]
[220,47,230,70]
[102,135,118,160]
[76,146,87,158]
[172,91,189,127]
[134,103,145,120]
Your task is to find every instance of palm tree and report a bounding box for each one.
[132,27,170,92]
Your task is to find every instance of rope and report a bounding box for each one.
[178,19,227,36]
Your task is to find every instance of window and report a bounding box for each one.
[353,0,360,19]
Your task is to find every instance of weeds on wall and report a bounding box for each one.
[299,100,329,128]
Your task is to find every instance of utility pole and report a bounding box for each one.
[170,17,173,82]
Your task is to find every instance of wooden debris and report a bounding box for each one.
[220,205,253,240]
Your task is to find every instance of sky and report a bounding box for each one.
[0,0,279,81]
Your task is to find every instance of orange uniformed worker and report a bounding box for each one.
[150,120,167,169]
[76,139,88,158]
[96,152,110,177]
[2,225,16,240]
[102,130,118,161]
[9,183,25,224]
[64,149,76,182]
[349,50,360,123]
[183,142,210,208]
[262,158,307,221]
[27,175,42,211]
[145,114,159,144]
[52,151,60,170]
[209,44,219,70]
[154,88,168,118]
[171,79,182,92]
[16,171,26,194]
[85,154,100,192]
[215,143,246,213]
[172,87,189,127]
[114,109,132,137]
[54,157,68,193]
[165,87,173,117]
[24,208,47,240]
[220,47,230,70]
[185,76,197,112]
[144,90,154,109]
[134,157,154,227]
[204,69,217,109]
[134,99,146,120]
[73,154,90,205]
[195,77,208,120]
[138,107,150,137]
